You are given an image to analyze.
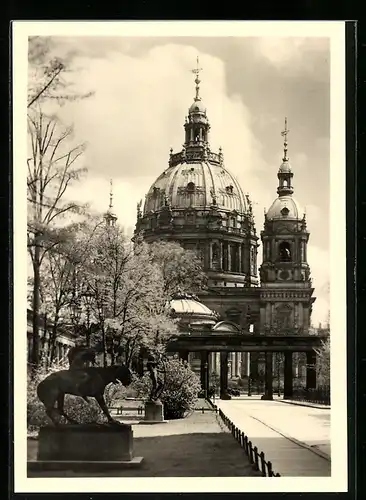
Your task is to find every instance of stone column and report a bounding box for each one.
[237,244,242,273]
[241,244,246,274]
[263,352,273,400]
[222,242,227,271]
[219,241,223,271]
[220,352,229,399]
[236,352,241,377]
[200,351,209,393]
[208,242,213,269]
[227,243,232,271]
[283,351,293,399]
[306,350,317,390]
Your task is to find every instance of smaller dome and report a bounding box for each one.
[266,195,302,220]
[170,297,216,318]
[189,99,207,114]
[279,161,292,173]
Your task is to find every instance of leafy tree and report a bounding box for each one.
[147,239,207,299]
[133,357,201,419]
[315,336,330,386]
[78,226,178,367]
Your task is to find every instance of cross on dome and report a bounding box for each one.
[281,117,290,162]
[191,56,203,101]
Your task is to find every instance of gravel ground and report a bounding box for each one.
[28,404,260,477]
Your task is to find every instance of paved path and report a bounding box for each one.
[216,396,331,477]
[28,401,260,477]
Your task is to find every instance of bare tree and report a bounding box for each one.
[27,109,87,367]
[28,36,93,109]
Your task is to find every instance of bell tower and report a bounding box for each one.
[259,119,315,335]
[181,56,211,157]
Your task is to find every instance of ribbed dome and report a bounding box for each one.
[143,160,248,214]
[266,195,302,220]
[170,297,216,317]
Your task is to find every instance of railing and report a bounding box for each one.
[206,399,281,477]
[109,404,144,416]
[291,387,330,406]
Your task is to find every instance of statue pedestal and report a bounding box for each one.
[140,400,167,424]
[28,423,143,473]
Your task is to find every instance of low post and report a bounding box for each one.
[259,451,266,476]
[248,441,254,464]
[267,461,273,477]
[253,446,259,471]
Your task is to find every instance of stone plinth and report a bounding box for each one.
[28,423,143,472]
[141,400,167,424]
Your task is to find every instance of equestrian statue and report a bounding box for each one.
[36,345,132,426]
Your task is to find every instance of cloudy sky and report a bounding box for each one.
[36,34,331,325]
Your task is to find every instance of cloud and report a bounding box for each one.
[256,37,330,82]
[47,37,330,324]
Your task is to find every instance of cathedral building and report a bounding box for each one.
[135,59,315,383]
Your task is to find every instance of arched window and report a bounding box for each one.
[279,241,292,261]
[187,182,195,192]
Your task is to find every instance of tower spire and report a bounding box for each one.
[281,117,290,162]
[191,56,203,101]
[109,179,114,210]
[277,117,294,197]
[104,178,117,227]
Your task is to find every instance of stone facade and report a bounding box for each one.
[135,72,316,383]
[27,309,76,365]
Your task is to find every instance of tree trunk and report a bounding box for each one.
[31,244,41,369]
[101,327,107,367]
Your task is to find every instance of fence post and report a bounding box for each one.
[244,435,248,455]
[267,461,274,477]
[248,441,254,464]
[253,446,260,471]
[259,451,266,476]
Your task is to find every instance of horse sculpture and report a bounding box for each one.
[37,364,132,426]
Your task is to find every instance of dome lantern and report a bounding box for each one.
[277,117,294,197]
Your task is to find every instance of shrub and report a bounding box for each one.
[27,362,129,433]
[133,358,201,419]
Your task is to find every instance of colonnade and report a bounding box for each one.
[208,240,256,274]
[179,349,317,400]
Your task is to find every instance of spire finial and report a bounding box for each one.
[191,56,203,101]
[281,117,290,162]
[109,179,114,209]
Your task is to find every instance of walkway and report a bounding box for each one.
[216,396,331,477]
[27,401,260,477]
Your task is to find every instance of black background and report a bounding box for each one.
[2,7,362,500]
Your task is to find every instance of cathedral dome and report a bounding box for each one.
[266,195,302,220]
[143,159,249,214]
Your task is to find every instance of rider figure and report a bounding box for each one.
[67,344,96,370]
